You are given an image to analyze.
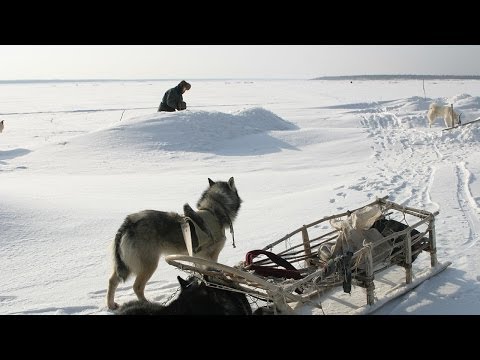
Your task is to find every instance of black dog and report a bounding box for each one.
[371,218,429,265]
[116,275,252,315]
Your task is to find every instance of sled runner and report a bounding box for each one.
[166,196,451,314]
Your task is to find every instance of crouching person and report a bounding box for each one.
[158,80,191,112]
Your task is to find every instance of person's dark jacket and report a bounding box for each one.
[158,84,187,112]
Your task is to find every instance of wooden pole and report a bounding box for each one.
[365,245,375,305]
[301,226,312,267]
[404,232,412,284]
[429,219,438,267]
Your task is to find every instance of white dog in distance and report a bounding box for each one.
[427,103,460,128]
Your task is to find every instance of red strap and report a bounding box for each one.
[245,250,302,280]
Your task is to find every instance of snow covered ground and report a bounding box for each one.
[1,79,480,315]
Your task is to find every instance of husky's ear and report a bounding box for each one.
[177,276,189,289]
[228,177,236,190]
[208,178,215,187]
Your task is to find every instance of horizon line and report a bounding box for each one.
[2,74,480,83]
[0,77,305,83]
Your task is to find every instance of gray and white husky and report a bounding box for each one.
[107,177,242,310]
[0,120,4,133]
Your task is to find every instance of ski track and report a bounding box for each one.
[454,162,480,252]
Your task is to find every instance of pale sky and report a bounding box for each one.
[1,45,479,80]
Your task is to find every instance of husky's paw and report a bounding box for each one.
[107,302,119,310]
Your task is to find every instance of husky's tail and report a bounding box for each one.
[114,217,131,281]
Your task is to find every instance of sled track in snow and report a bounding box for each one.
[454,162,480,252]
[425,165,440,212]
[373,110,480,245]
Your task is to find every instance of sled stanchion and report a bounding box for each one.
[404,232,412,284]
[365,245,375,306]
[301,226,312,266]
[429,218,438,267]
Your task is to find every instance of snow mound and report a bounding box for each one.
[357,94,479,131]
[430,93,480,109]
[110,107,297,153]
[0,107,300,173]
[383,96,431,112]
[442,122,480,143]
[449,93,476,105]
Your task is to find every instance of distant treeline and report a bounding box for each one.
[0,79,167,84]
[312,75,480,81]
[0,78,270,84]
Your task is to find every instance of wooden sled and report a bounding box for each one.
[166,196,451,314]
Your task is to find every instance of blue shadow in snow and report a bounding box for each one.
[0,148,31,165]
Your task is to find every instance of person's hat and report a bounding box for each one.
[179,80,191,90]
